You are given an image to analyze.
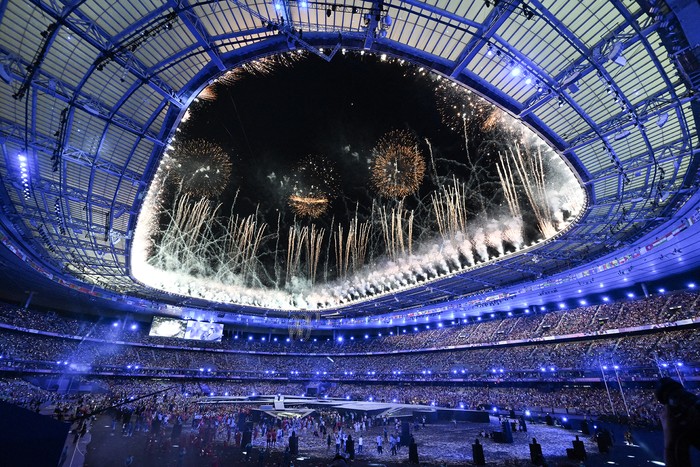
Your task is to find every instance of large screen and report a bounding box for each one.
[185,321,224,342]
[149,316,187,338]
[149,317,224,341]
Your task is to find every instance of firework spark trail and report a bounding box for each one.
[425,138,439,183]
[274,211,282,286]
[305,224,325,285]
[285,223,326,285]
[431,176,469,241]
[286,223,308,283]
[378,200,414,259]
[497,152,522,219]
[324,216,335,283]
[333,215,371,278]
[509,144,556,238]
[224,210,267,283]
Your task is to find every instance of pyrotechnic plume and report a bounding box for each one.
[471,227,489,261]
[371,130,426,198]
[506,144,557,238]
[286,223,325,285]
[333,215,372,279]
[149,194,268,286]
[501,217,524,249]
[431,176,469,241]
[197,84,217,102]
[168,140,232,198]
[288,155,338,218]
[305,224,325,285]
[286,223,308,283]
[497,153,522,219]
[377,199,414,259]
[485,220,504,255]
[218,206,268,284]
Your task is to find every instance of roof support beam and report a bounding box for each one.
[450,0,517,78]
[27,0,182,106]
[168,0,226,71]
[0,118,143,185]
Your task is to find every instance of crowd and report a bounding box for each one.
[0,375,664,430]
[0,291,697,355]
[1,290,696,465]
[1,324,697,382]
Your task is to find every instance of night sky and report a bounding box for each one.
[177,53,501,230]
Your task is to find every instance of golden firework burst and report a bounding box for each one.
[288,194,330,218]
[168,140,232,198]
[288,155,338,218]
[371,130,426,198]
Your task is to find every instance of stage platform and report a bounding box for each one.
[198,394,489,422]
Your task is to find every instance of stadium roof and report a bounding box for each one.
[0,0,699,327]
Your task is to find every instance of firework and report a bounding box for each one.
[497,152,522,219]
[168,140,232,198]
[288,195,330,218]
[218,53,306,86]
[431,176,469,241]
[286,223,325,284]
[371,130,426,198]
[197,84,217,101]
[333,215,371,279]
[506,143,557,238]
[482,107,503,131]
[434,80,488,132]
[288,155,337,218]
[377,199,414,259]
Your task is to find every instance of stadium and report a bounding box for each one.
[0,0,699,466]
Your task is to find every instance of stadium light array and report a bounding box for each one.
[18,155,31,200]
